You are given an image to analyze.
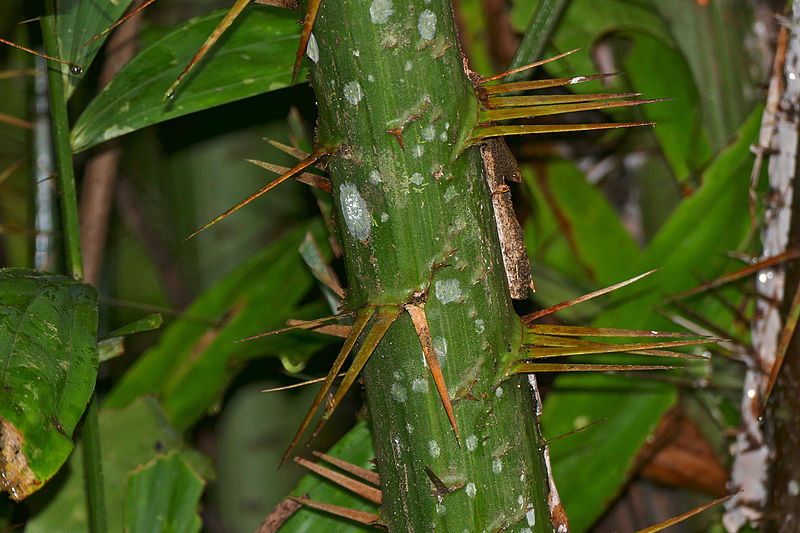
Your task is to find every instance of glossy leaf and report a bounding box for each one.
[26,397,209,533]
[103,220,331,430]
[0,268,98,500]
[124,454,205,533]
[51,0,134,99]
[280,420,377,533]
[523,159,641,288]
[71,5,307,153]
[621,31,710,182]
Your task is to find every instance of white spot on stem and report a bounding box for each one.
[340,183,370,241]
[422,124,435,141]
[435,279,461,304]
[412,144,425,158]
[412,378,428,393]
[306,32,319,63]
[526,508,536,526]
[433,336,447,364]
[343,81,363,106]
[369,0,393,24]
[475,318,485,333]
[418,10,437,41]
[391,382,407,402]
[465,482,476,498]
[492,458,503,474]
[428,440,440,457]
[466,435,478,451]
[495,386,503,399]
[411,172,424,185]
[443,186,457,202]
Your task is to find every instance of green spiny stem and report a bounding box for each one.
[41,8,106,533]
[302,0,555,530]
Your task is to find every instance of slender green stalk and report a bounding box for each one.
[41,7,106,533]
[303,0,555,529]
[40,6,83,281]
[506,0,569,82]
[81,397,108,533]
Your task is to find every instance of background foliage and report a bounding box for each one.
[0,0,781,531]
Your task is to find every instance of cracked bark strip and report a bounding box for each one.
[480,137,534,299]
[724,7,799,531]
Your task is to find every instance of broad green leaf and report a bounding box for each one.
[542,106,762,532]
[510,0,670,93]
[71,5,308,153]
[104,220,332,430]
[280,420,377,533]
[649,0,765,151]
[0,268,98,500]
[26,397,209,533]
[523,159,642,288]
[213,382,316,532]
[622,32,711,182]
[125,454,205,533]
[50,0,134,99]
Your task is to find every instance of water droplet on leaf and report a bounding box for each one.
[69,64,83,75]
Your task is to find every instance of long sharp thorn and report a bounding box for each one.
[165,0,252,100]
[288,496,383,526]
[523,333,709,359]
[522,270,658,324]
[665,248,800,302]
[291,0,322,85]
[0,38,83,73]
[246,159,331,193]
[405,303,460,445]
[509,363,676,374]
[0,112,33,129]
[761,279,800,412]
[312,451,381,486]
[520,338,715,359]
[482,98,669,122]
[485,92,642,109]
[542,417,607,446]
[264,137,310,160]
[472,122,654,142]
[79,0,157,50]
[480,48,581,84]
[294,457,382,504]
[262,373,345,392]
[633,495,732,533]
[237,311,351,342]
[285,319,351,338]
[186,148,332,239]
[309,307,401,443]
[279,307,374,466]
[525,324,695,338]
[482,72,620,95]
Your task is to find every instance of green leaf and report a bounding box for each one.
[622,32,711,182]
[523,159,641,287]
[71,5,308,153]
[0,268,98,500]
[541,106,762,532]
[124,454,205,533]
[52,0,135,99]
[106,313,163,337]
[26,397,208,533]
[648,1,765,151]
[280,420,377,533]
[510,0,670,93]
[103,220,330,430]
